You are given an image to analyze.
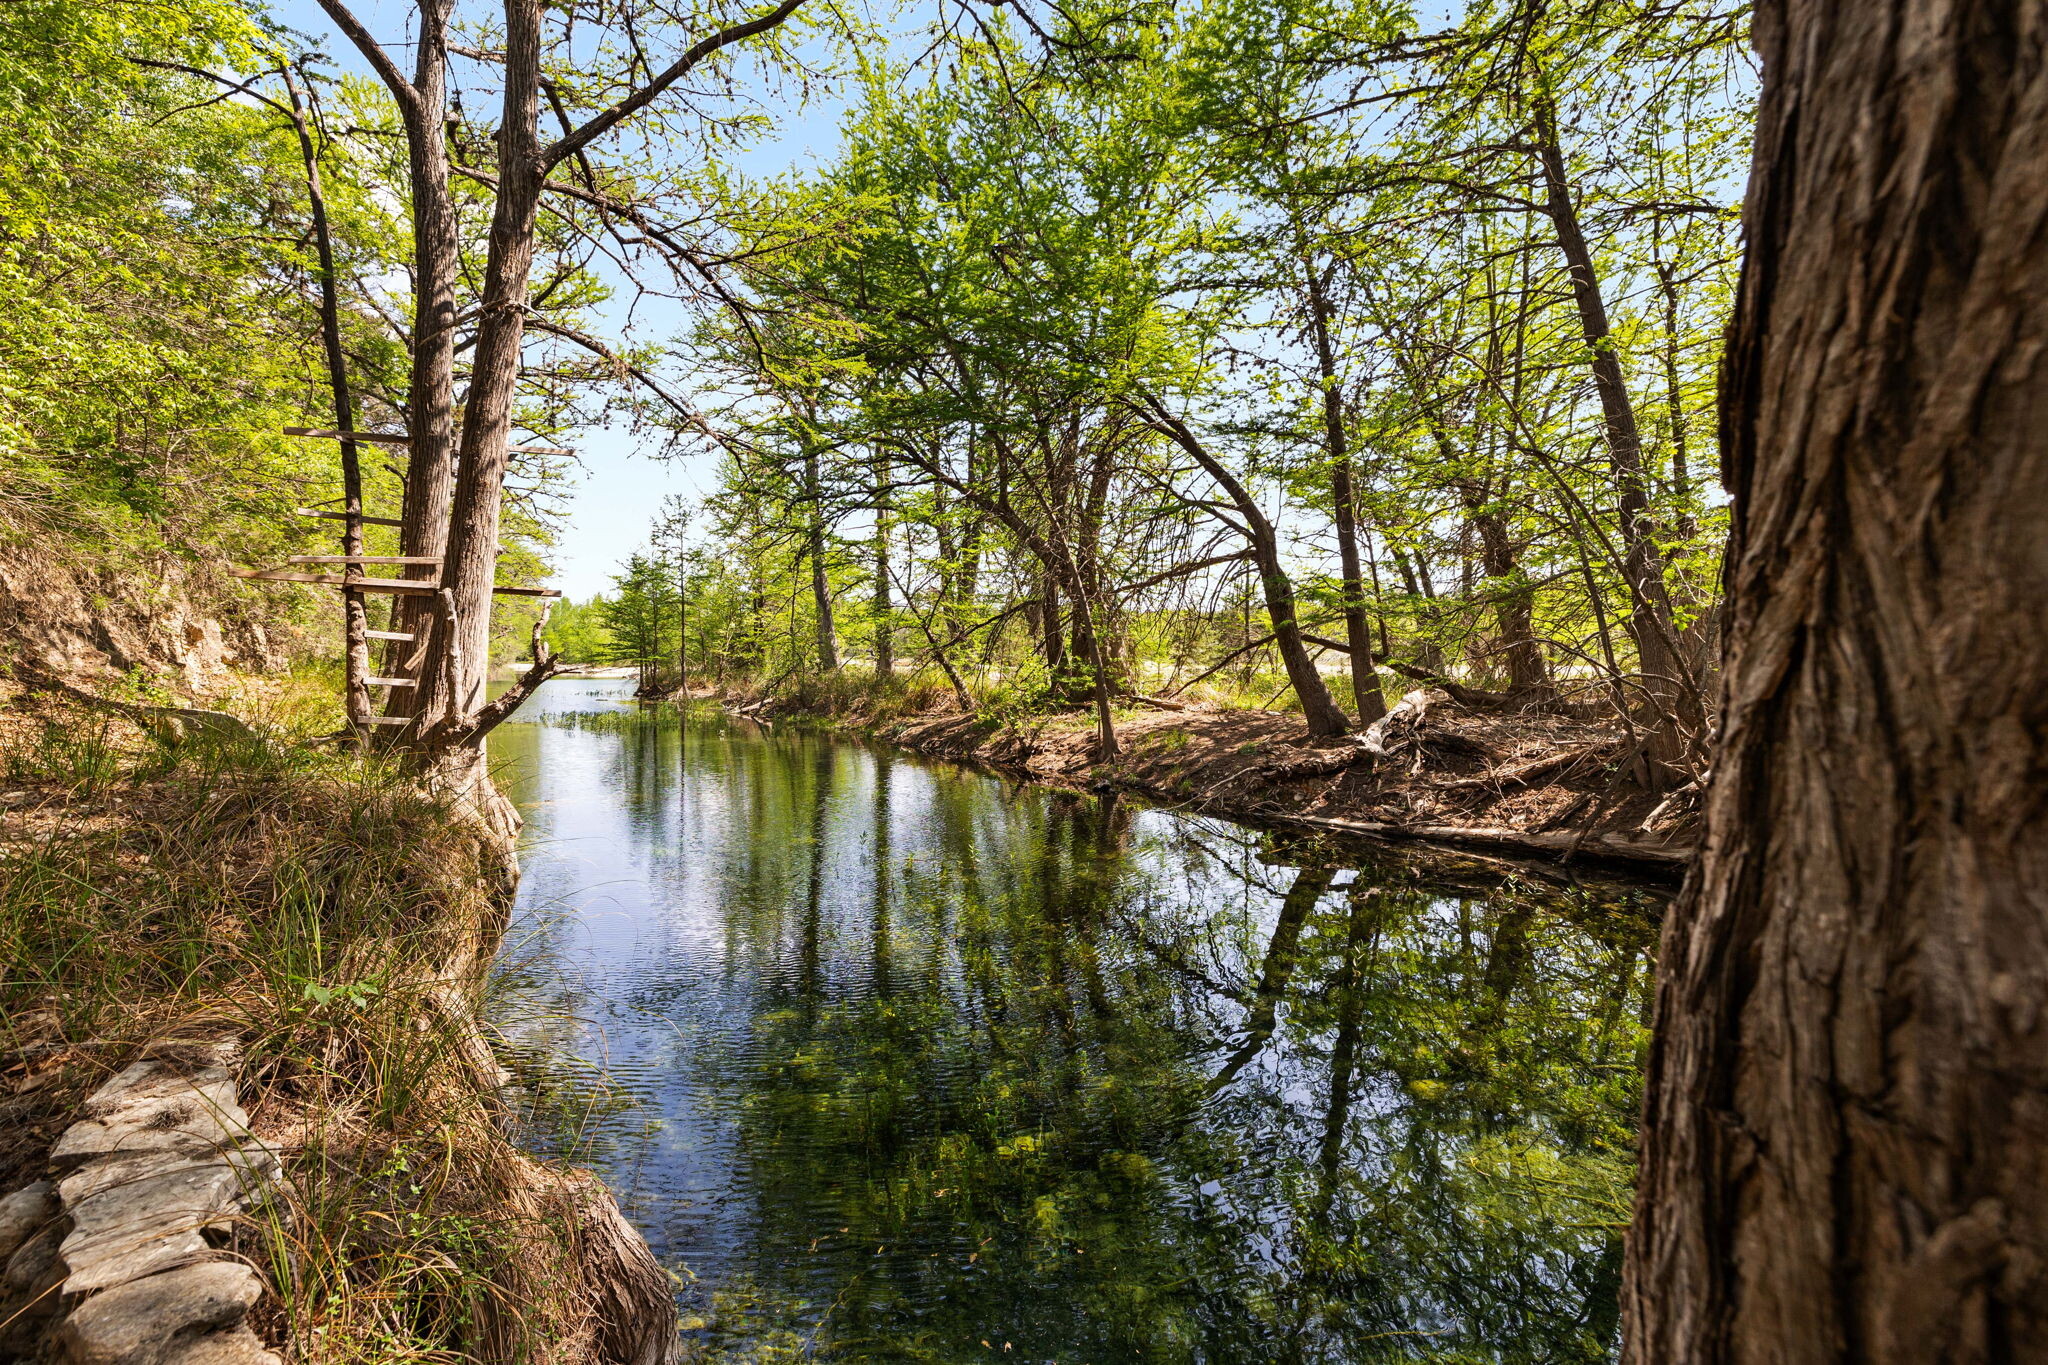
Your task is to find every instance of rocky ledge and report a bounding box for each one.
[0,1038,281,1364]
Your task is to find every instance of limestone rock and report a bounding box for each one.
[60,1161,257,1294]
[0,1180,58,1262]
[49,1095,253,1168]
[5,1215,66,1295]
[84,1061,238,1119]
[59,1143,280,1207]
[55,1260,262,1365]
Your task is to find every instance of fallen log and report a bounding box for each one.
[1264,809,1691,874]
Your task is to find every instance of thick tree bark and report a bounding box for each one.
[1623,5,2048,1360]
[386,0,460,715]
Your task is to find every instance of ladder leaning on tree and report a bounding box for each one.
[232,426,563,739]
[259,74,565,752]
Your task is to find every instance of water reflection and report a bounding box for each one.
[492,680,1661,1363]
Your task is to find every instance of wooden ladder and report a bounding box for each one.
[233,427,567,733]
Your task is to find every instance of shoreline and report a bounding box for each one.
[713,682,1695,880]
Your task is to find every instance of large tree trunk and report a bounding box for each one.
[416,0,546,729]
[392,0,459,687]
[315,0,457,725]
[1623,5,2048,1360]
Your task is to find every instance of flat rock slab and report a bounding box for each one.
[60,1161,261,1294]
[59,1144,280,1207]
[161,1326,282,1365]
[56,1260,262,1365]
[84,1062,238,1120]
[50,1096,253,1168]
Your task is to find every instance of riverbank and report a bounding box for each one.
[723,674,1697,875]
[0,682,673,1363]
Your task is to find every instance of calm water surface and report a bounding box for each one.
[492,678,1662,1364]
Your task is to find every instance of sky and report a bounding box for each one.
[271,0,874,599]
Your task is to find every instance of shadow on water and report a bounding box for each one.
[489,678,1665,1364]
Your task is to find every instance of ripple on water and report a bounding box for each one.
[489,678,1665,1364]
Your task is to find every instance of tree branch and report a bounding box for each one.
[546,0,810,168]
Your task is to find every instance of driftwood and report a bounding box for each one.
[1440,742,1619,793]
[1269,809,1690,873]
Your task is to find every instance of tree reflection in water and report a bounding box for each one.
[492,681,1661,1364]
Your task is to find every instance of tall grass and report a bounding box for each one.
[0,696,635,1363]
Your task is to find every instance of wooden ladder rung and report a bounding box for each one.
[365,629,415,642]
[366,676,415,688]
[289,555,442,565]
[295,508,404,528]
[285,427,576,457]
[235,569,558,598]
[363,715,413,726]
[232,569,435,594]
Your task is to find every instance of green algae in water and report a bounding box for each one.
[492,681,1661,1363]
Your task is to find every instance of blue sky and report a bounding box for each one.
[271,0,874,598]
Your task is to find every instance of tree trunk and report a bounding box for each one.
[282,69,372,735]
[872,450,892,676]
[1305,262,1388,723]
[1136,399,1351,737]
[413,0,547,732]
[1623,5,2048,1360]
[805,448,838,670]
[315,0,457,724]
[1468,501,1550,697]
[1532,97,1698,776]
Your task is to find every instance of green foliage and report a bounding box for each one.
[544,595,616,663]
[626,0,1747,730]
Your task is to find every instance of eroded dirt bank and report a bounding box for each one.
[728,687,1697,877]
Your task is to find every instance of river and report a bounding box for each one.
[492,678,1662,1364]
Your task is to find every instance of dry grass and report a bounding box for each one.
[0,685,666,1363]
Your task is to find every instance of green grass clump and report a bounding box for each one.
[0,695,633,1363]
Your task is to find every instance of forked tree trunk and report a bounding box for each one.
[1623,4,2048,1360]
[315,0,458,723]
[416,0,547,728]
